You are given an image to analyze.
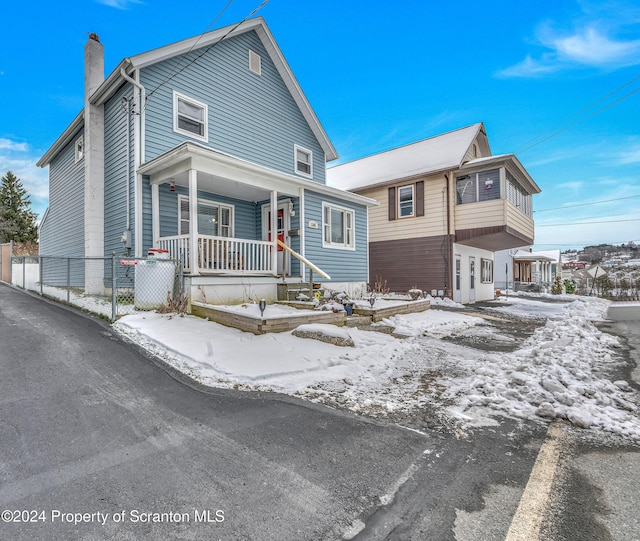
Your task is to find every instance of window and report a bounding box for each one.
[388,181,424,220]
[249,49,262,75]
[398,185,414,218]
[456,168,500,204]
[294,145,313,178]
[505,170,532,217]
[481,258,493,283]
[74,136,83,163]
[179,196,232,237]
[322,203,355,250]
[173,92,208,142]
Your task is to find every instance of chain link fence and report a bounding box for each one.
[6,252,184,321]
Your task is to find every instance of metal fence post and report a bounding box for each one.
[22,256,26,289]
[66,257,71,303]
[112,253,117,322]
[9,240,13,285]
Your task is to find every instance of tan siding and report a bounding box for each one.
[357,175,448,243]
[505,200,534,240]
[454,199,505,230]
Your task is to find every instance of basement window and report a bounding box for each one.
[173,91,208,142]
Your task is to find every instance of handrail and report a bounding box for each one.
[277,240,331,279]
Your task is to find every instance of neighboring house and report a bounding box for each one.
[37,18,375,306]
[494,248,561,292]
[327,123,541,303]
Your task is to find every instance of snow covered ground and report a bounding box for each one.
[113,295,640,442]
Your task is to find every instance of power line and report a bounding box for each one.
[145,0,270,105]
[515,73,640,153]
[518,84,640,154]
[537,218,640,227]
[534,195,640,213]
[146,0,236,100]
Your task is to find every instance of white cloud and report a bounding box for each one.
[557,181,584,190]
[0,138,29,152]
[612,144,640,165]
[497,7,640,78]
[548,26,640,67]
[95,0,142,9]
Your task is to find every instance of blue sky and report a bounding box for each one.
[1,0,638,251]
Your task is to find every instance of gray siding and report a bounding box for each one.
[303,191,368,283]
[140,30,326,183]
[104,83,134,258]
[40,130,85,257]
[40,129,85,286]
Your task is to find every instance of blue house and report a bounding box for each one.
[37,18,375,306]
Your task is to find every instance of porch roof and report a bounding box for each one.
[139,141,378,206]
[513,249,556,262]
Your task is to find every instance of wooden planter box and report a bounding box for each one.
[191,302,345,334]
[354,299,431,322]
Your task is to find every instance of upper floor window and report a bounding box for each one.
[505,170,533,218]
[398,185,415,218]
[388,181,424,220]
[294,145,313,178]
[322,202,354,250]
[173,91,208,142]
[74,136,84,163]
[456,169,500,205]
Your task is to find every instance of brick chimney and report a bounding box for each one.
[84,33,106,295]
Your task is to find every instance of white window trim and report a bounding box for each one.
[178,195,234,237]
[294,144,313,179]
[74,136,84,163]
[481,258,493,283]
[397,184,415,218]
[322,202,355,251]
[173,91,208,142]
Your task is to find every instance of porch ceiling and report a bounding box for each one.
[139,141,378,207]
[161,169,273,203]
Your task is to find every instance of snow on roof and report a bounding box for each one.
[327,123,483,191]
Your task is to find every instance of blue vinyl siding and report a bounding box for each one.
[40,130,85,286]
[104,83,134,258]
[140,30,326,183]
[303,191,368,283]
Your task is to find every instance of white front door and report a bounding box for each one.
[262,202,290,276]
[469,256,476,303]
[453,254,462,303]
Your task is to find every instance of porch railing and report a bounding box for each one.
[158,234,273,275]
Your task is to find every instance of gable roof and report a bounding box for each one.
[38,17,337,167]
[326,123,485,191]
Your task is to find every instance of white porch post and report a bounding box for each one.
[151,183,159,247]
[270,190,278,276]
[189,169,200,276]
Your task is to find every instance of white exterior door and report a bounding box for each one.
[469,256,476,303]
[453,255,462,303]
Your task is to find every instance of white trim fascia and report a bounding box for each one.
[140,142,377,207]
